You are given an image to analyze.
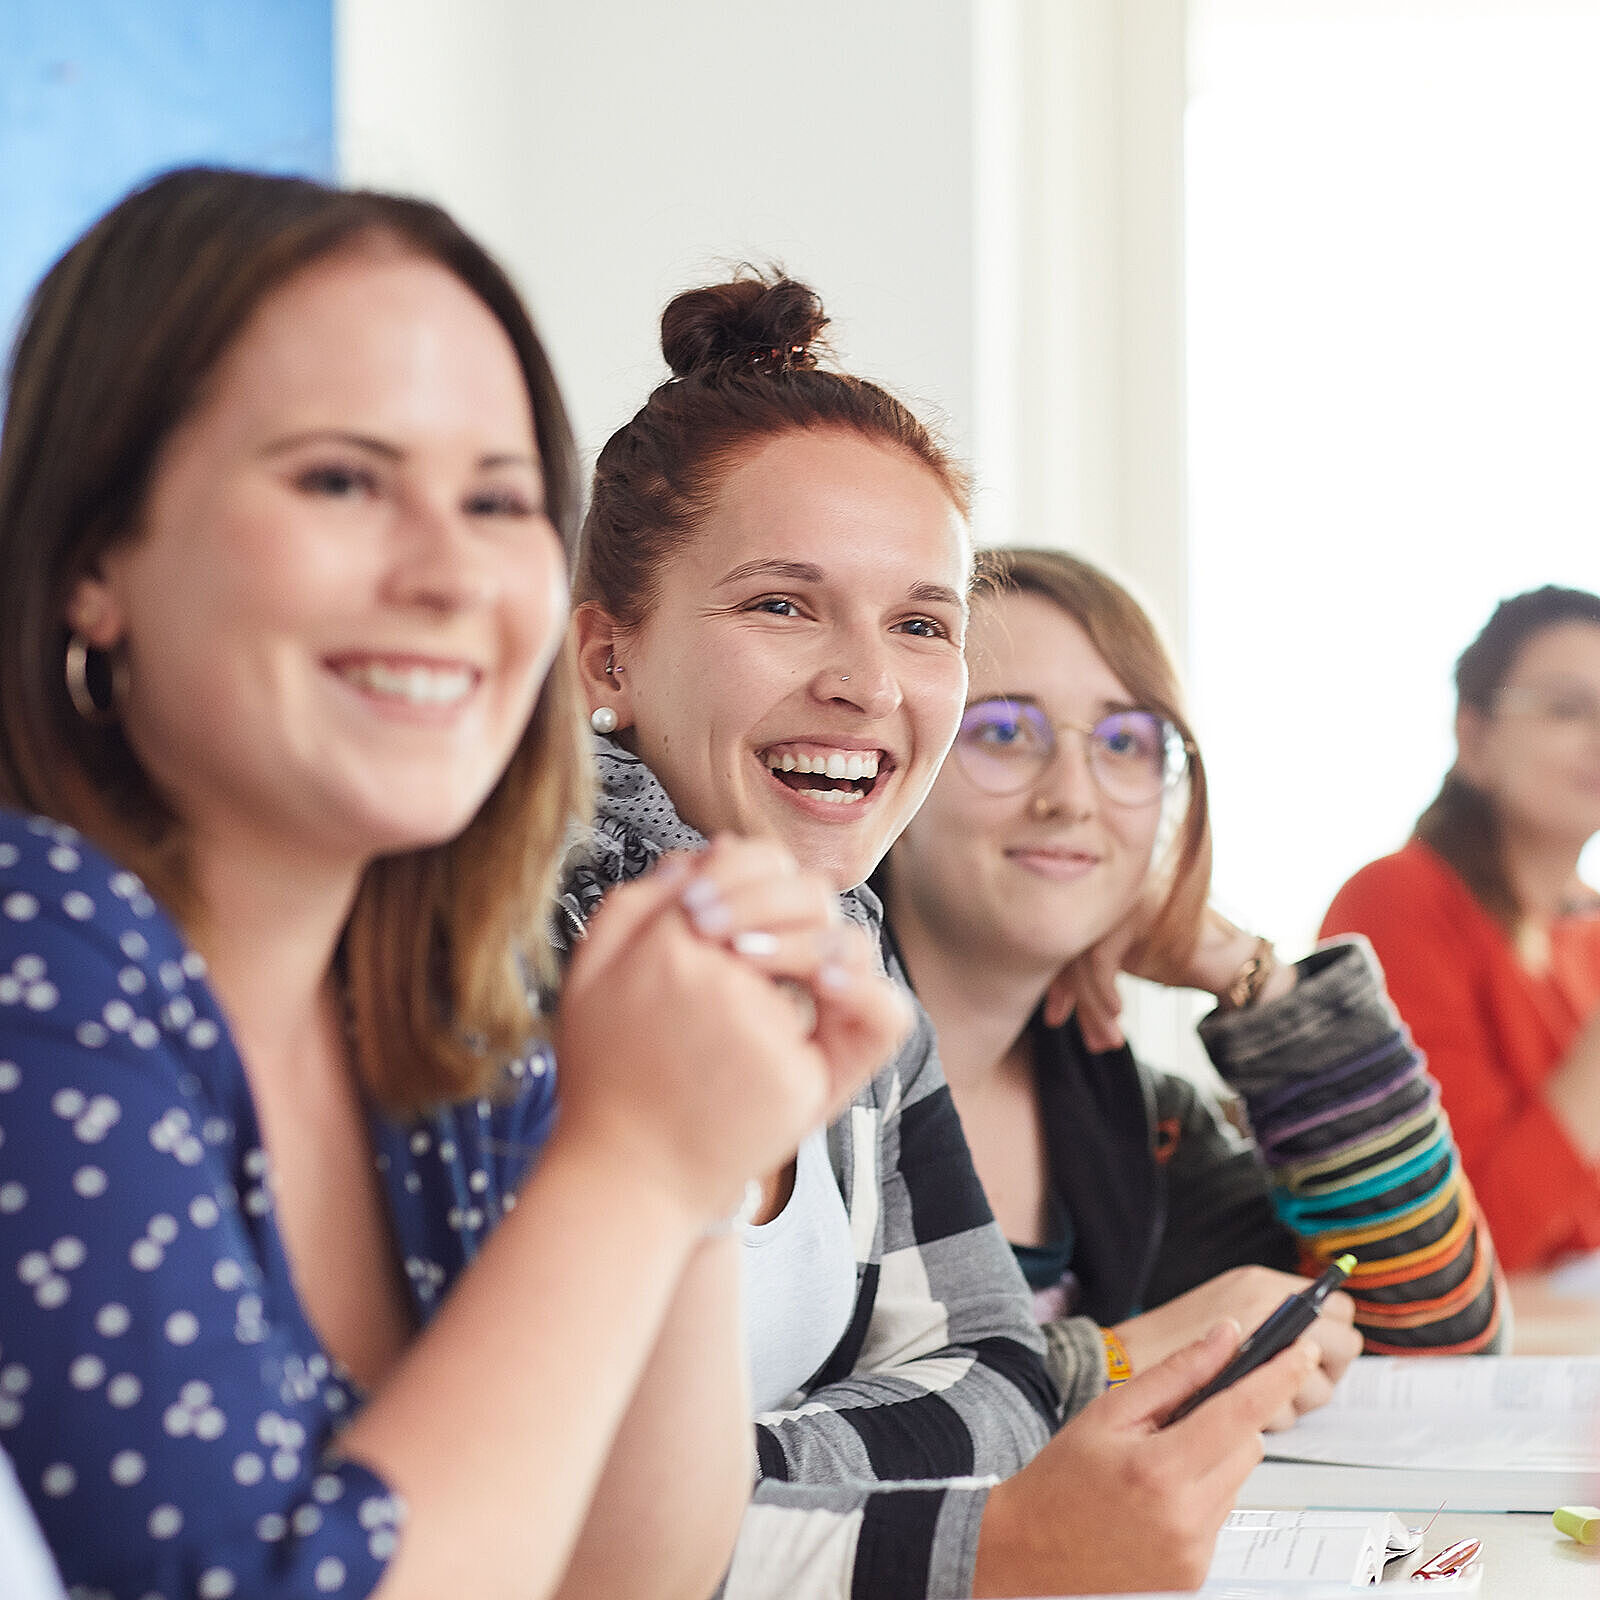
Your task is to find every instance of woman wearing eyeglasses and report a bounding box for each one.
[1323,586,1600,1274]
[879,548,1504,1422]
[562,278,1335,1600]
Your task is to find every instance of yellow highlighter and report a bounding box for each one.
[1553,1505,1600,1545]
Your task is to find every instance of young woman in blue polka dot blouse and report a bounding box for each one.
[0,169,908,1600]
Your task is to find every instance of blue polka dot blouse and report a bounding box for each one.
[0,809,557,1598]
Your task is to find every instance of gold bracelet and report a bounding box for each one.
[1223,935,1277,1010]
[1101,1326,1133,1387]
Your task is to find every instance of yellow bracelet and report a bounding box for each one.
[1102,1326,1133,1387]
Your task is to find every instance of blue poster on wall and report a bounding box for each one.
[0,0,333,356]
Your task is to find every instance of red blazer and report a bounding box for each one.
[1321,839,1600,1272]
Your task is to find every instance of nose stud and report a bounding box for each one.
[840,674,850,683]
[1031,789,1091,824]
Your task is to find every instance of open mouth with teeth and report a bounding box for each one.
[761,747,886,807]
[336,660,477,706]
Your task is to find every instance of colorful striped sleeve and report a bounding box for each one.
[1197,938,1504,1354]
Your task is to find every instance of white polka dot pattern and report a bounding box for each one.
[0,812,555,1596]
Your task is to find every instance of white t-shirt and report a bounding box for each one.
[742,1126,857,1414]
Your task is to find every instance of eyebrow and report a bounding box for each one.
[258,429,539,471]
[713,560,965,611]
[909,581,966,611]
[713,559,825,588]
[966,691,1142,716]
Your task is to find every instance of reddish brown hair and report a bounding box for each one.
[0,165,590,1113]
[576,267,970,626]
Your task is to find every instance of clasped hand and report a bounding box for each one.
[556,836,912,1228]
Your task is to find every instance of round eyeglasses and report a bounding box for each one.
[952,697,1190,806]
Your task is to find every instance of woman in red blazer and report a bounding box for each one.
[1322,587,1600,1272]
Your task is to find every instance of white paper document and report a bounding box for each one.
[1205,1508,1419,1589]
[1248,1355,1600,1512]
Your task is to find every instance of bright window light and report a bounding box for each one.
[1187,0,1600,955]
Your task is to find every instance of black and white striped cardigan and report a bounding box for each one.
[553,739,1058,1600]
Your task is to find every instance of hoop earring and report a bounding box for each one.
[64,633,123,726]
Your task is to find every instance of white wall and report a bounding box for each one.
[336,0,1210,1078]
[336,2,1188,597]
[1188,0,1600,955]
[338,0,977,468]
[976,0,1189,648]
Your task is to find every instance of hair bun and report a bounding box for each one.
[660,270,829,379]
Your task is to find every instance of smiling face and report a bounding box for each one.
[887,589,1164,976]
[1457,619,1600,849]
[588,428,971,889]
[69,246,568,877]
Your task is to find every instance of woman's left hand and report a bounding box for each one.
[1042,901,1284,1051]
[1039,884,1161,1049]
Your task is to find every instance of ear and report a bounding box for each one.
[1454,704,1490,787]
[65,570,126,650]
[573,602,634,732]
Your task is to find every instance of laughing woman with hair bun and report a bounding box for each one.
[561,270,1323,1600]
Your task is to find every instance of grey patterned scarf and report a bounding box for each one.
[553,734,883,956]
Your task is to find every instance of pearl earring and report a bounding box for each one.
[590,706,619,735]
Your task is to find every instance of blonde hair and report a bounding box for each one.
[973,547,1212,973]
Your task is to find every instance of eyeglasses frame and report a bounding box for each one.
[951,695,1195,806]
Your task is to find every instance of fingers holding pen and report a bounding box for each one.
[1104,1322,1319,1554]
[1166,1325,1322,1498]
[1288,1289,1359,1424]
[974,1319,1307,1596]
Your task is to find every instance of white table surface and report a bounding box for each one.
[1506,1267,1600,1357]
[1003,1278,1600,1600]
[997,1510,1597,1598]
[1378,1509,1596,1596]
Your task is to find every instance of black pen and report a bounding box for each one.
[1163,1253,1355,1426]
